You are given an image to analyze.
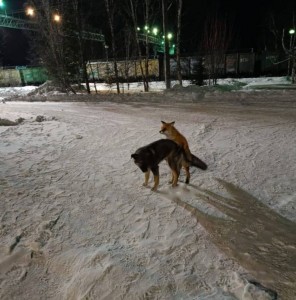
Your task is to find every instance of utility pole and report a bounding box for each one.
[162,0,171,89]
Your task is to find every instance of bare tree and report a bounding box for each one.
[104,0,120,94]
[268,12,296,83]
[123,26,135,90]
[176,0,183,85]
[162,0,171,89]
[202,15,232,85]
[282,28,296,83]
[124,0,153,92]
[72,0,91,93]
[0,28,7,67]
[143,0,151,91]
[29,0,79,93]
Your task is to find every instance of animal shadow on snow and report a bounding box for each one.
[160,178,296,299]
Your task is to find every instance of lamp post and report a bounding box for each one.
[289,28,295,50]
[289,28,295,83]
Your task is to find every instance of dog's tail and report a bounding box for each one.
[190,153,207,170]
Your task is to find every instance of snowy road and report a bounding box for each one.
[0,96,296,299]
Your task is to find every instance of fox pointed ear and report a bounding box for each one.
[171,121,175,125]
[161,120,166,124]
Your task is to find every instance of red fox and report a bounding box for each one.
[159,121,207,184]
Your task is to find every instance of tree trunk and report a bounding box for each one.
[104,0,120,94]
[128,0,149,92]
[162,0,171,89]
[176,0,183,86]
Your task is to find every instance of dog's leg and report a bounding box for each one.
[165,158,173,183]
[169,173,173,184]
[171,169,180,187]
[183,150,192,184]
[168,158,180,187]
[150,166,159,191]
[143,170,150,186]
[183,165,190,184]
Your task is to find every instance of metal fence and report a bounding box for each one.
[0,52,290,86]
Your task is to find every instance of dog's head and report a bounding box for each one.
[159,121,175,137]
[131,153,148,172]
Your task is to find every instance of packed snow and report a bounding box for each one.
[0,77,296,300]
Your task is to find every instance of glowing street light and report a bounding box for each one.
[167,33,173,40]
[289,28,295,35]
[0,0,7,15]
[26,7,35,17]
[53,13,61,23]
[144,25,149,31]
[152,27,158,35]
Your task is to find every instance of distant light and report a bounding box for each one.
[144,25,148,30]
[167,33,173,40]
[289,29,295,35]
[0,0,5,8]
[137,27,140,31]
[26,7,35,17]
[152,27,158,35]
[53,13,61,22]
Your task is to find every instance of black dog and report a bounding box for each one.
[131,139,188,191]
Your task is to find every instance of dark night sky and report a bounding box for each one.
[1,0,295,66]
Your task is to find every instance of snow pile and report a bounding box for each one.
[0,86,37,101]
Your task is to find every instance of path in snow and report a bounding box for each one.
[0,97,296,299]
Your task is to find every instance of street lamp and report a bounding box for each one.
[289,28,295,51]
[26,7,35,17]
[0,0,7,15]
[152,27,158,35]
[288,28,295,80]
[53,13,61,23]
[167,33,173,40]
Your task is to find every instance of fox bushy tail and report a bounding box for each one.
[190,153,207,170]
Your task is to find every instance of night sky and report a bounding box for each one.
[0,0,295,66]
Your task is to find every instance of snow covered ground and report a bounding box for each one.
[0,78,296,299]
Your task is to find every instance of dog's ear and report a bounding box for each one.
[161,120,166,124]
[171,121,175,125]
[131,153,138,159]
